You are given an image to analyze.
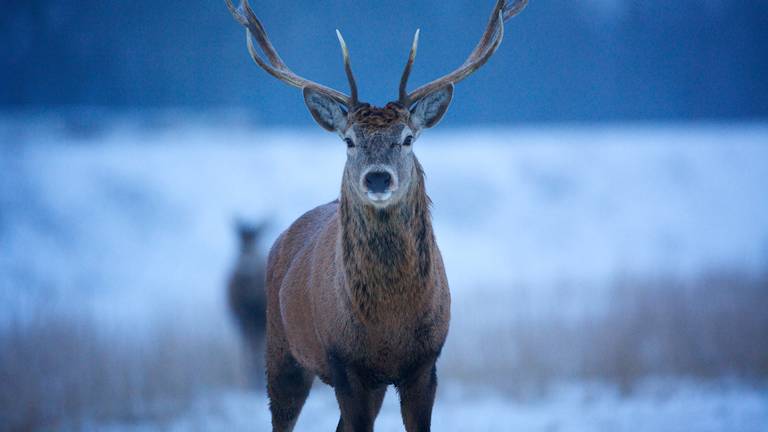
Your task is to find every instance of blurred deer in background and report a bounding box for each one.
[225,0,527,430]
[227,220,268,389]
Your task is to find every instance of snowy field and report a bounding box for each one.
[99,380,768,432]
[1,114,767,430]
[3,117,767,318]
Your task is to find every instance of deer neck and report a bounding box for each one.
[339,160,435,323]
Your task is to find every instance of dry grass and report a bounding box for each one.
[1,269,766,430]
[443,269,768,396]
[0,309,247,432]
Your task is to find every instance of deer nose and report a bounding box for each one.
[364,171,392,193]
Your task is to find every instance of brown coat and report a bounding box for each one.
[265,161,450,386]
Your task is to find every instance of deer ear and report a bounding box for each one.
[410,84,454,130]
[303,87,348,132]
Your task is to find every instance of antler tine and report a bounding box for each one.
[398,29,420,105]
[402,0,527,106]
[336,30,359,107]
[503,0,529,20]
[225,0,352,106]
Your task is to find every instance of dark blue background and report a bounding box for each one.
[2,0,767,125]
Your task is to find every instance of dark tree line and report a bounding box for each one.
[2,0,766,124]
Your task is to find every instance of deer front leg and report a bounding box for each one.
[329,352,387,432]
[396,361,438,432]
[334,386,386,432]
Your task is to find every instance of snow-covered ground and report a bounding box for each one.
[1,115,767,430]
[98,380,768,432]
[2,118,767,322]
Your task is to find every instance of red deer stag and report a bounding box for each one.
[224,1,528,430]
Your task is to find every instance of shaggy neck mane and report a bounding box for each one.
[339,160,435,323]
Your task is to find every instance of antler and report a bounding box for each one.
[225,0,359,107]
[399,0,528,106]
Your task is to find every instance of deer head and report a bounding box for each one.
[225,0,528,207]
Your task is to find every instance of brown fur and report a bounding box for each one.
[265,158,450,431]
[348,103,410,131]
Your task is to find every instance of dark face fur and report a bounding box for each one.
[303,86,454,209]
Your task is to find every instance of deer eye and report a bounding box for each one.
[403,135,414,146]
[344,138,355,148]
